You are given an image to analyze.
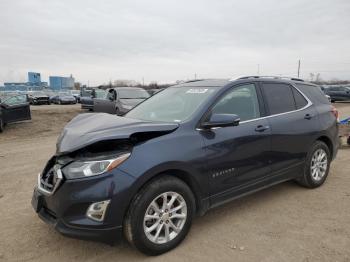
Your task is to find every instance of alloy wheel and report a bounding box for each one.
[310,148,328,181]
[143,192,187,244]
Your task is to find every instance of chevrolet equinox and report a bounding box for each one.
[32,76,339,255]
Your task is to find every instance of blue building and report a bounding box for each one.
[1,71,47,91]
[28,72,41,84]
[49,75,75,91]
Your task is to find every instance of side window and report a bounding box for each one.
[211,84,260,122]
[296,84,329,104]
[292,87,308,109]
[3,95,27,106]
[262,83,296,115]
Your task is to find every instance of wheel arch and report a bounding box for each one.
[129,168,208,217]
[315,135,334,159]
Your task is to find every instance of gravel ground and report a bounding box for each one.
[0,103,349,262]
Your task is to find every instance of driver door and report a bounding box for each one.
[200,83,272,206]
[93,89,116,114]
[2,95,31,123]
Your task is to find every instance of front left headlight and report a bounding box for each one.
[62,153,130,179]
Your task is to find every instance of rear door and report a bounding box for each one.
[93,89,116,114]
[2,95,31,123]
[260,82,319,174]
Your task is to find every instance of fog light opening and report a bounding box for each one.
[86,200,110,222]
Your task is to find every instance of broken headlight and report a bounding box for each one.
[62,153,130,179]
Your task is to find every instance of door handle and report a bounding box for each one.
[304,113,313,120]
[255,125,270,132]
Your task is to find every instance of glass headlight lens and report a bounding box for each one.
[62,153,130,179]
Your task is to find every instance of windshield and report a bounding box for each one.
[126,86,216,122]
[118,89,150,99]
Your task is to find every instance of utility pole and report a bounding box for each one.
[142,77,144,86]
[297,59,301,78]
[257,64,260,75]
[194,73,197,80]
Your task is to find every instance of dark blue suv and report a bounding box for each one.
[32,76,339,255]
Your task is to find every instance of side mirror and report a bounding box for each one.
[201,113,240,129]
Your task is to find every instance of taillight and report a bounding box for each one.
[331,105,339,121]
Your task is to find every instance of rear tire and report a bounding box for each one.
[297,141,331,188]
[124,176,195,255]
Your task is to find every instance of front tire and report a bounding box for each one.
[124,176,195,255]
[297,141,331,188]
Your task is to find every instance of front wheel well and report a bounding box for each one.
[135,169,205,216]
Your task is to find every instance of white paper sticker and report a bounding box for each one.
[186,88,208,94]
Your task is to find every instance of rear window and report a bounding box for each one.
[261,83,296,115]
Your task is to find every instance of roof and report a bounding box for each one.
[174,79,230,87]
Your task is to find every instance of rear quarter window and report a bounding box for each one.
[296,84,330,105]
[292,87,308,109]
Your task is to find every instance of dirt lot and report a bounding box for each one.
[0,103,349,262]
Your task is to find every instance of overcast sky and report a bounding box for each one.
[0,0,349,86]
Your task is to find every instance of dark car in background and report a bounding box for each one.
[28,91,50,105]
[32,76,338,255]
[93,87,150,115]
[51,94,77,105]
[0,94,31,132]
[324,86,350,102]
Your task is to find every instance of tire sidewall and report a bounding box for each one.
[304,141,331,187]
[128,177,195,255]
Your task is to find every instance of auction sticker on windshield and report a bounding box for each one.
[186,88,208,94]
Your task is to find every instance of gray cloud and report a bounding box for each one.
[0,0,350,85]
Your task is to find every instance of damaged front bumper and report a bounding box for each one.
[32,167,137,244]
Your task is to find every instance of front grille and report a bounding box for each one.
[38,164,62,195]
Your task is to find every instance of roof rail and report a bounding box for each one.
[183,79,205,83]
[234,76,304,82]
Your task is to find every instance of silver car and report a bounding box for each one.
[93,87,150,115]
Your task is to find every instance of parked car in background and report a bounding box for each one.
[147,88,163,96]
[324,86,350,102]
[32,77,338,255]
[27,91,50,105]
[68,90,81,103]
[0,94,31,132]
[80,89,106,111]
[51,94,77,105]
[93,87,150,115]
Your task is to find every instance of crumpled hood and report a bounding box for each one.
[56,113,179,154]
